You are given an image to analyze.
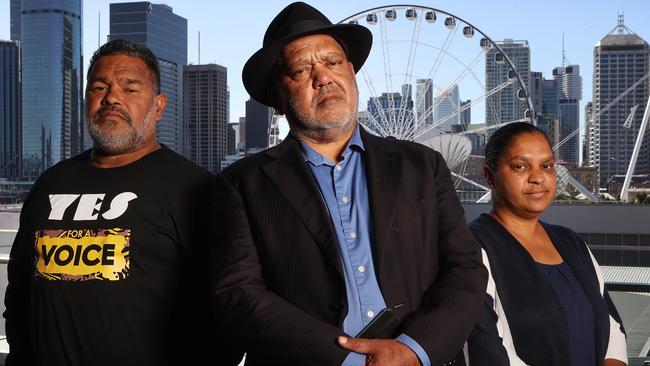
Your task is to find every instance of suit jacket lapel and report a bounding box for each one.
[361,129,401,273]
[262,136,344,278]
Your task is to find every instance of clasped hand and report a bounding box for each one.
[338,336,422,366]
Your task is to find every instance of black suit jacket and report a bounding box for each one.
[210,128,487,366]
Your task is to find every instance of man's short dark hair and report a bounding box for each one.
[87,39,161,94]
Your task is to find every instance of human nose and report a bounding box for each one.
[528,167,545,184]
[101,86,121,106]
[311,63,333,89]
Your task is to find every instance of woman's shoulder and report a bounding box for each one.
[469,213,496,232]
[469,213,508,243]
[541,222,584,243]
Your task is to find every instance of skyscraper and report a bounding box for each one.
[109,2,187,153]
[542,78,558,118]
[245,98,273,154]
[529,72,544,115]
[554,65,582,165]
[9,0,21,41]
[227,123,236,155]
[11,0,83,179]
[366,84,414,138]
[530,70,561,150]
[416,78,433,128]
[460,100,471,131]
[0,40,21,179]
[591,17,650,186]
[536,114,560,160]
[485,39,531,136]
[433,84,460,132]
[184,64,228,173]
[584,101,595,166]
[238,116,246,152]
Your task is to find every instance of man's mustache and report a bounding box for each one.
[313,86,345,105]
[92,105,132,124]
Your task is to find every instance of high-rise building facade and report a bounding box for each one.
[530,71,558,117]
[485,39,531,136]
[433,84,460,132]
[584,101,595,166]
[542,78,558,118]
[10,0,21,41]
[415,78,432,128]
[366,84,414,138]
[245,98,273,153]
[238,116,246,152]
[460,100,471,130]
[537,114,560,160]
[12,0,83,179]
[227,123,236,156]
[530,70,563,153]
[554,65,582,165]
[529,72,544,115]
[591,20,650,186]
[0,40,21,179]
[109,2,187,153]
[184,64,228,173]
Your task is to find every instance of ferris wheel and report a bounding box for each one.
[339,5,534,139]
[338,5,534,194]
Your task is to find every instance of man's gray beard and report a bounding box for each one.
[287,96,357,143]
[86,104,157,154]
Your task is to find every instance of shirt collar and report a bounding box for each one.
[300,125,365,167]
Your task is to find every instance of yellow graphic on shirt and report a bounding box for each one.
[34,228,130,281]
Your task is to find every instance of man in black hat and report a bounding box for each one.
[211,2,487,365]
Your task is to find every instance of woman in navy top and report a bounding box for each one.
[465,122,627,366]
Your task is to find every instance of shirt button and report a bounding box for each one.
[350,231,357,239]
[367,310,375,318]
[358,266,365,273]
[341,196,349,204]
[335,165,342,171]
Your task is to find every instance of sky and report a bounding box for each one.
[2,0,649,128]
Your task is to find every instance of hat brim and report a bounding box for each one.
[242,24,372,108]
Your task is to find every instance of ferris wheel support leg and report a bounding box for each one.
[567,176,599,203]
[476,191,492,203]
[620,94,650,202]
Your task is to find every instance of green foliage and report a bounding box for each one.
[634,193,650,204]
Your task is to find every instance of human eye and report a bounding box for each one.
[542,162,555,170]
[512,163,527,171]
[89,84,106,92]
[291,65,310,77]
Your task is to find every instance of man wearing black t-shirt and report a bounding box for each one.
[4,39,241,366]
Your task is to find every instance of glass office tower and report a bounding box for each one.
[109,2,187,154]
[11,0,84,179]
[0,40,21,179]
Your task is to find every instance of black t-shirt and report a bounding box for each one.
[5,146,235,366]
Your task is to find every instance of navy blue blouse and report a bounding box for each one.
[536,261,596,366]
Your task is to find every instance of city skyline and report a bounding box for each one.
[2,0,649,127]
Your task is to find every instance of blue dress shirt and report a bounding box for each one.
[300,127,431,366]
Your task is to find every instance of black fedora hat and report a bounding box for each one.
[242,2,372,107]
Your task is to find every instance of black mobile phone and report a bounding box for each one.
[354,308,402,339]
